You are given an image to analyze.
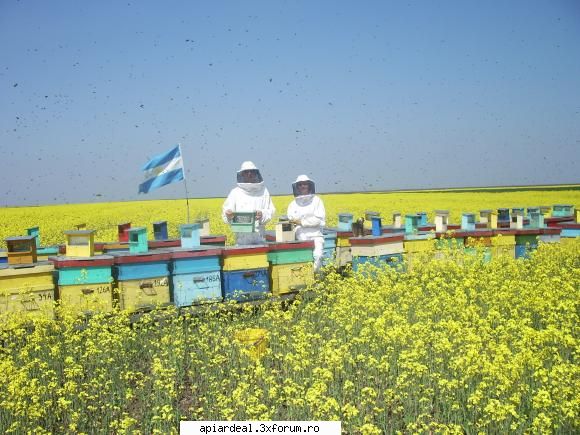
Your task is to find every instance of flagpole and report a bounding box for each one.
[178,143,191,223]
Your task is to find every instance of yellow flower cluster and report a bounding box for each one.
[0,239,577,433]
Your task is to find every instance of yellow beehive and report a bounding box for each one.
[488,212,498,230]
[491,246,515,258]
[335,246,352,267]
[0,263,55,319]
[270,262,313,296]
[222,246,269,271]
[58,283,115,314]
[336,234,352,247]
[491,234,516,246]
[117,276,170,311]
[404,238,435,253]
[64,230,95,258]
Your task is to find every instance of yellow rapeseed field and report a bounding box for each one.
[0,185,578,247]
[0,186,578,433]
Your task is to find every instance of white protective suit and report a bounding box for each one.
[287,175,326,271]
[222,162,275,245]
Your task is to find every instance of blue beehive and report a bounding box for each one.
[221,246,269,302]
[128,227,148,254]
[461,213,476,231]
[153,221,168,241]
[404,214,420,234]
[337,213,353,231]
[527,207,540,216]
[352,253,404,272]
[371,217,382,237]
[417,212,428,226]
[498,208,510,222]
[171,247,222,306]
[180,223,201,248]
[222,268,270,301]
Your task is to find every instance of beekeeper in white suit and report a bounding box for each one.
[287,175,326,272]
[223,161,275,245]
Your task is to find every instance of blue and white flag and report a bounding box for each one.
[138,145,185,194]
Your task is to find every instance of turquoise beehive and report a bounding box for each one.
[180,223,201,248]
[528,212,544,229]
[404,214,420,234]
[338,213,353,231]
[26,226,40,248]
[128,227,148,254]
[461,213,476,231]
[552,204,574,217]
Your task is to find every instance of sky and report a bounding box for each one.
[1,0,579,206]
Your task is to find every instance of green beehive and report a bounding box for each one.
[230,212,257,233]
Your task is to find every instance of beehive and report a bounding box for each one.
[171,247,222,306]
[153,221,168,241]
[371,216,382,236]
[461,213,476,231]
[222,245,269,271]
[552,204,574,217]
[337,213,353,231]
[364,211,379,230]
[321,229,337,266]
[487,211,498,230]
[392,212,402,229]
[128,227,148,254]
[222,245,270,301]
[6,236,37,265]
[275,218,296,242]
[230,212,257,233]
[197,218,211,237]
[0,262,55,319]
[113,251,171,311]
[528,212,544,229]
[479,210,493,224]
[435,210,449,233]
[118,222,131,242]
[50,256,115,315]
[180,223,201,248]
[26,226,40,248]
[349,233,404,258]
[498,208,510,222]
[510,215,524,230]
[270,262,314,295]
[404,214,420,234]
[64,230,95,258]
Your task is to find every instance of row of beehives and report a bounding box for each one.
[0,235,317,320]
[1,204,578,321]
